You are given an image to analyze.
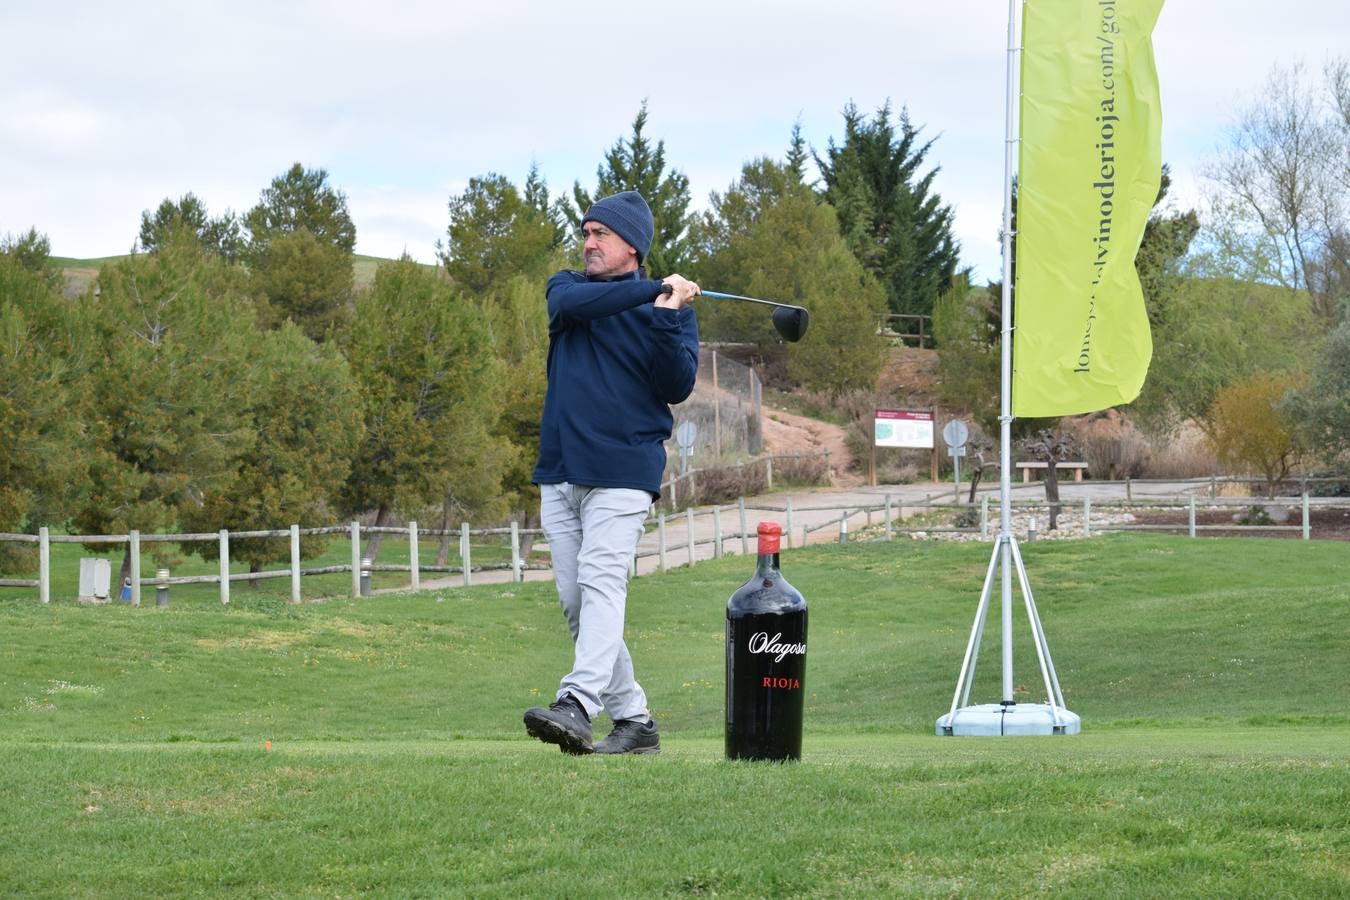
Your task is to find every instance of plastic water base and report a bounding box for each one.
[936,703,1081,736]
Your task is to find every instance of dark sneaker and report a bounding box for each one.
[524,693,593,754]
[594,717,661,755]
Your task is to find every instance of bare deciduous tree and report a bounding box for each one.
[1022,430,1078,531]
[1202,59,1349,322]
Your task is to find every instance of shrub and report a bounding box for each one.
[1070,411,1151,479]
[658,454,829,510]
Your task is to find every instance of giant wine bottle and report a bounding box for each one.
[726,521,808,761]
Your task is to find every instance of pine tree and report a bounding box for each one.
[73,235,257,585]
[339,256,512,560]
[569,101,693,277]
[522,162,570,250]
[438,171,566,516]
[693,157,886,392]
[245,163,356,340]
[245,163,356,255]
[178,322,364,577]
[816,102,959,317]
[0,235,87,572]
[139,193,244,261]
[439,173,558,294]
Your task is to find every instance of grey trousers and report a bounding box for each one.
[540,482,651,722]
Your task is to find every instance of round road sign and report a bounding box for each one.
[942,419,969,448]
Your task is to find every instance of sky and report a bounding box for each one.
[3,1,1347,283]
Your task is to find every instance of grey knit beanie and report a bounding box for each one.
[581,191,654,263]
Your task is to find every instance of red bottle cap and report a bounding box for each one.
[757,521,781,554]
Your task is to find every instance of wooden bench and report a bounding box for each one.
[1015,461,1088,483]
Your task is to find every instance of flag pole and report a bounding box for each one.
[937,0,1079,737]
[996,0,1019,707]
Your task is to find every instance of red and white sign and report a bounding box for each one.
[874,409,934,449]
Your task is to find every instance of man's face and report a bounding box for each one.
[582,222,639,277]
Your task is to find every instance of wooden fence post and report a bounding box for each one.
[1188,498,1196,538]
[1303,494,1310,540]
[658,513,667,573]
[686,508,695,568]
[785,497,794,548]
[39,526,50,605]
[884,495,893,541]
[1082,498,1091,538]
[221,529,231,605]
[713,505,723,559]
[766,456,773,492]
[350,521,361,598]
[461,523,471,587]
[130,530,141,607]
[738,497,748,555]
[290,520,301,604]
[409,520,420,592]
[511,521,522,583]
[712,350,722,459]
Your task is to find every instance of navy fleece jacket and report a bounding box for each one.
[532,268,699,498]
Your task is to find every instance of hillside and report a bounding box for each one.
[54,252,416,298]
[762,345,942,485]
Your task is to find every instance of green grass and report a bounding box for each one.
[2,535,1348,896]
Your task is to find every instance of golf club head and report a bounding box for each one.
[772,305,810,342]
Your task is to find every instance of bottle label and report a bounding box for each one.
[747,631,806,663]
[726,610,807,761]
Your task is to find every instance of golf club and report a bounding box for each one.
[659,285,810,342]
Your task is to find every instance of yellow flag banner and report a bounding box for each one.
[1012,0,1164,417]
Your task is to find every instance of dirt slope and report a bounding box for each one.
[760,347,940,487]
[761,406,861,487]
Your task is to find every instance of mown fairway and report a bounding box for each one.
[2,535,1347,896]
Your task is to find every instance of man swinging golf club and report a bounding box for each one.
[525,190,700,755]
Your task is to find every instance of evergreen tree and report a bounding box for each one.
[178,322,364,576]
[1136,167,1202,330]
[73,234,257,585]
[245,163,356,255]
[933,271,1000,433]
[816,102,959,318]
[139,193,244,260]
[477,273,549,518]
[251,228,353,341]
[1,228,64,292]
[439,173,558,294]
[694,157,886,392]
[569,101,693,277]
[522,162,571,249]
[691,157,808,350]
[785,120,813,187]
[245,163,356,340]
[339,256,512,560]
[439,171,566,516]
[0,235,87,572]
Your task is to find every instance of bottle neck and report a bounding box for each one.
[755,552,780,577]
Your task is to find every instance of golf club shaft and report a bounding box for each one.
[700,290,797,310]
[661,284,798,311]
